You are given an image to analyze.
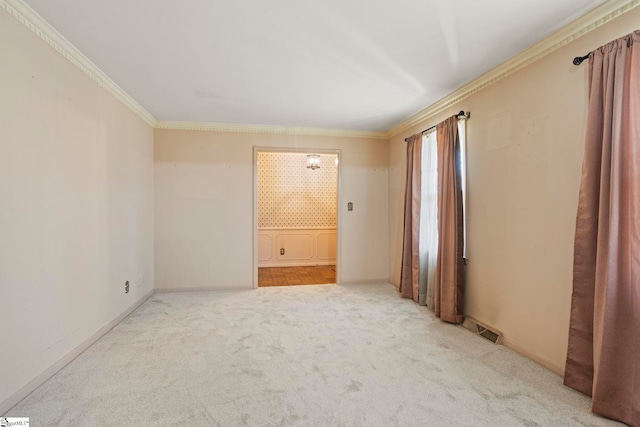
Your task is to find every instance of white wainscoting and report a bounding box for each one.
[258,227,337,267]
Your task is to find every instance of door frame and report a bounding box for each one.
[252,146,342,288]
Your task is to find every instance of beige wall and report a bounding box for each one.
[0,10,154,410]
[155,130,388,290]
[389,8,640,374]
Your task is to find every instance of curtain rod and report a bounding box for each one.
[404,111,470,142]
[573,53,590,66]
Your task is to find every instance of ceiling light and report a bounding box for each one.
[307,154,320,170]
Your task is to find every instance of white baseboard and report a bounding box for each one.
[1,289,154,416]
[502,336,564,376]
[155,285,253,293]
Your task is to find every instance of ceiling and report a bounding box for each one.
[22,0,607,132]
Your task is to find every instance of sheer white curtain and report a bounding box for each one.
[458,119,467,260]
[418,130,439,307]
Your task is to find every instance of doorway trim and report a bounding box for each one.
[252,146,342,289]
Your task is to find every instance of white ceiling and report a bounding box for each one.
[22,0,606,131]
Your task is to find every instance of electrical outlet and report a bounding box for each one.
[280,248,285,255]
[125,281,130,294]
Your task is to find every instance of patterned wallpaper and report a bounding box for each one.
[258,152,338,228]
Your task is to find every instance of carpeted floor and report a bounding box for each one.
[7,284,620,426]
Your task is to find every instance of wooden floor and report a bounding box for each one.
[258,265,336,287]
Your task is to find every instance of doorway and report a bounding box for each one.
[253,147,341,288]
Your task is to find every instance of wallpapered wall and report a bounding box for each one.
[258,152,337,228]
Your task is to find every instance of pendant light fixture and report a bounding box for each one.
[306,154,320,170]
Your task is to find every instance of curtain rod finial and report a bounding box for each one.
[573,54,589,66]
[458,111,470,119]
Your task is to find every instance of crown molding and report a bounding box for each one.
[387,0,640,138]
[4,0,637,140]
[0,0,157,127]
[156,121,389,139]
[0,0,382,139]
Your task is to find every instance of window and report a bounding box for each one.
[418,119,467,308]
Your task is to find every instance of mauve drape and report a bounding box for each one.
[400,134,422,301]
[564,30,640,426]
[434,116,464,324]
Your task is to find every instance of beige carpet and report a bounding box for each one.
[7,284,620,426]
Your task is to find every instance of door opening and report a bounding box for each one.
[253,147,341,288]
